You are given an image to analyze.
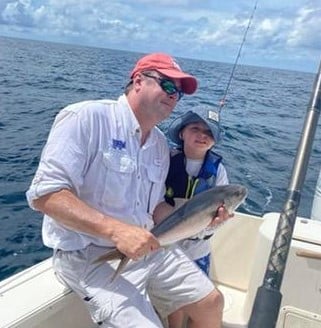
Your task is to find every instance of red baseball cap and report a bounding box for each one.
[130,53,197,95]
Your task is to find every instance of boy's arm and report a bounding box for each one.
[153,201,175,225]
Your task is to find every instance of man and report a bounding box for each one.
[26,53,225,327]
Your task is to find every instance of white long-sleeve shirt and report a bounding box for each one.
[26,95,169,250]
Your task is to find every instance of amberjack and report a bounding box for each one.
[94,184,248,281]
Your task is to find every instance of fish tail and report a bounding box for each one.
[92,249,124,264]
[92,249,130,282]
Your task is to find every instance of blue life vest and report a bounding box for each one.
[165,150,222,206]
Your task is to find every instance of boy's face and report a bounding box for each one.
[181,121,215,154]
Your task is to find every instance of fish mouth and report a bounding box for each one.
[228,185,248,211]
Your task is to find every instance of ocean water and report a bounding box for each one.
[1,36,320,281]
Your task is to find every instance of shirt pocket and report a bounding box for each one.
[145,163,164,214]
[102,150,136,207]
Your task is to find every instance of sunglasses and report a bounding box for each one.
[142,72,184,101]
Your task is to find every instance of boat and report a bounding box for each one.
[1,64,321,328]
[0,210,321,328]
[1,35,321,328]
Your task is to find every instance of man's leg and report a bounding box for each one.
[149,246,223,328]
[167,253,217,328]
[53,245,163,328]
[180,289,224,328]
[168,309,185,328]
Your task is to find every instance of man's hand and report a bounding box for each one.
[110,222,160,260]
[32,189,160,261]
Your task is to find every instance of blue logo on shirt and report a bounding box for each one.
[112,139,126,150]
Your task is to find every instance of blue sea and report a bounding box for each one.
[1,36,320,282]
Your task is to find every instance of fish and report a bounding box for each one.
[94,184,248,281]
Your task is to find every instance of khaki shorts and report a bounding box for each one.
[53,244,215,328]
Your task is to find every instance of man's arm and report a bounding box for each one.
[33,189,160,259]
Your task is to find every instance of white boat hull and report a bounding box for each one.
[1,211,321,327]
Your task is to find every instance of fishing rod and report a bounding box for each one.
[218,0,258,113]
[248,59,321,328]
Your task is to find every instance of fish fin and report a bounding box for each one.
[92,248,124,264]
[110,256,130,282]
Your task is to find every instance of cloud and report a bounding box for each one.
[0,0,320,72]
[288,7,321,50]
[1,0,35,26]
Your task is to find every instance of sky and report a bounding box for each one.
[0,0,320,73]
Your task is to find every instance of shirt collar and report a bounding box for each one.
[118,94,140,136]
[118,94,158,147]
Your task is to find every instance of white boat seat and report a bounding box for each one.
[210,212,321,328]
[0,258,96,328]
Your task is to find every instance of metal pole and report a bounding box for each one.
[248,59,321,328]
